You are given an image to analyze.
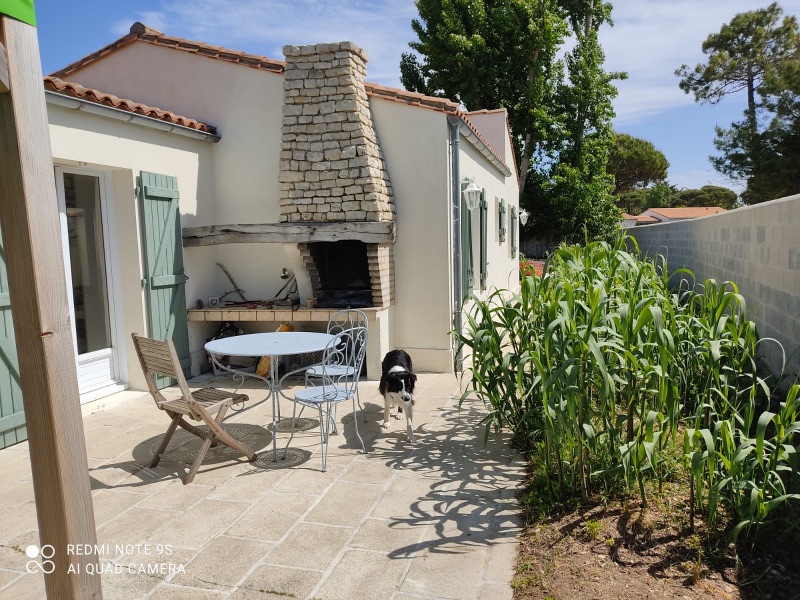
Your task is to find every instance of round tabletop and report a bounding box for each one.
[205,332,335,357]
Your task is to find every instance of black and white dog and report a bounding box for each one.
[379,350,417,443]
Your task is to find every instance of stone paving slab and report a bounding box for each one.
[0,373,525,599]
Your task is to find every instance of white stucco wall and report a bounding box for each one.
[47,104,217,390]
[458,127,521,298]
[463,110,510,164]
[369,99,453,373]
[61,42,303,305]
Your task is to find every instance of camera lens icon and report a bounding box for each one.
[25,545,55,574]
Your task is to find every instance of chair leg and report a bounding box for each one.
[205,405,256,462]
[283,397,301,457]
[330,403,339,435]
[318,403,329,472]
[185,434,214,484]
[150,414,181,468]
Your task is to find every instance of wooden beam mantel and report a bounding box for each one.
[182,221,396,247]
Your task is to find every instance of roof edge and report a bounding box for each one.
[450,115,512,178]
[44,76,219,140]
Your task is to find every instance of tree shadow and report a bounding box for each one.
[351,399,526,557]
[88,423,273,489]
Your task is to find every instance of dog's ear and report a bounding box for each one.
[410,372,417,383]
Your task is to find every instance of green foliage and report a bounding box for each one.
[677,2,800,204]
[674,185,739,210]
[618,182,737,215]
[646,181,678,210]
[454,237,800,540]
[676,2,797,115]
[401,0,567,170]
[607,133,669,193]
[402,0,625,243]
[527,26,624,242]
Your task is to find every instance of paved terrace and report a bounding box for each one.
[0,373,524,599]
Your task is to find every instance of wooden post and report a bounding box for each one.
[0,16,102,599]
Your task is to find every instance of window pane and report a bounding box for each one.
[64,173,112,354]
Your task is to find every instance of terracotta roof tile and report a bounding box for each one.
[636,215,660,223]
[363,82,459,114]
[51,22,285,79]
[44,76,217,134]
[647,207,727,219]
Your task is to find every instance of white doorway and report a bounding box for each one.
[55,167,126,401]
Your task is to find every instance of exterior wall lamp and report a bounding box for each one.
[519,209,529,226]
[460,178,482,211]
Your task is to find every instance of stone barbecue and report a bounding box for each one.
[279,41,395,307]
[279,41,394,223]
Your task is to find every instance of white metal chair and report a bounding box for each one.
[305,309,368,414]
[284,326,368,471]
[132,333,256,484]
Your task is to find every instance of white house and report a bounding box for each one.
[0,23,520,443]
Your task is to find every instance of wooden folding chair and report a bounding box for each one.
[132,333,257,484]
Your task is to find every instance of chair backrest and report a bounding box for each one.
[319,326,368,397]
[131,333,197,417]
[326,309,368,336]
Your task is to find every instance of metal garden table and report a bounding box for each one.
[204,331,335,462]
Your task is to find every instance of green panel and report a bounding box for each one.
[498,199,507,242]
[461,199,474,296]
[479,192,487,290]
[139,172,190,389]
[511,206,518,258]
[0,0,37,26]
[0,230,26,448]
[143,186,180,199]
[151,274,188,288]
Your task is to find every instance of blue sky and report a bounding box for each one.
[33,0,800,194]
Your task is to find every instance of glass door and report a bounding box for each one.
[56,168,123,398]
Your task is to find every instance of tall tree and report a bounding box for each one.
[712,57,800,202]
[530,23,622,242]
[400,0,567,198]
[607,133,669,193]
[676,2,798,140]
[401,0,624,242]
[677,3,800,203]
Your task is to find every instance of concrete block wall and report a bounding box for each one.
[628,193,800,380]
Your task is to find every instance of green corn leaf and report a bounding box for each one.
[700,429,715,456]
[756,411,776,465]
[643,441,657,471]
[690,451,705,477]
[582,423,597,449]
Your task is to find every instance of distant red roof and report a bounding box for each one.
[44,76,217,134]
[646,207,727,220]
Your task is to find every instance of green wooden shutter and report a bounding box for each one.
[461,198,474,295]
[479,191,488,290]
[0,229,25,448]
[139,172,190,388]
[498,198,507,242]
[511,206,518,258]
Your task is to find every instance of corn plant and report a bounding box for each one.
[454,234,800,539]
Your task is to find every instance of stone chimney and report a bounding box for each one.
[279,42,394,223]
